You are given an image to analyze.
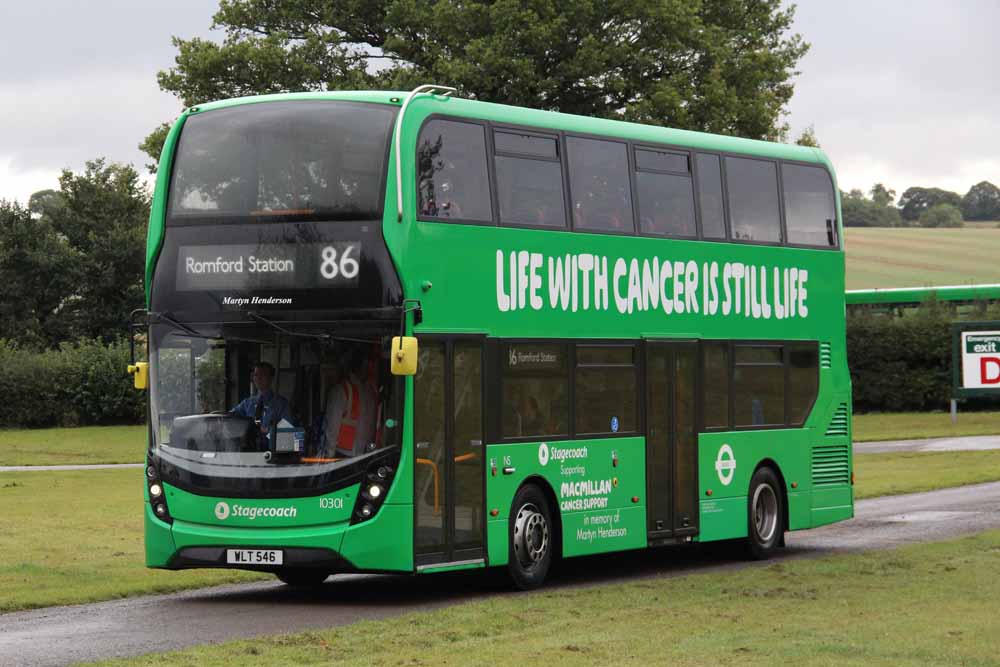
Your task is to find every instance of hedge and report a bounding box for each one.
[847,301,1000,413]
[0,338,144,428]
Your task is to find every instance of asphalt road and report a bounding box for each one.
[853,434,1000,454]
[3,480,1000,667]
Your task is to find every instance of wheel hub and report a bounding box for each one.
[513,503,549,566]
[752,483,778,542]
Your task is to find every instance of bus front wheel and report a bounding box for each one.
[507,485,554,590]
[745,467,784,560]
[275,569,330,587]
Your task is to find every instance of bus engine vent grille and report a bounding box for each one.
[820,342,832,369]
[825,403,849,437]
[812,444,850,486]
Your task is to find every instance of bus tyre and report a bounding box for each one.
[746,467,783,560]
[275,569,330,587]
[507,485,554,590]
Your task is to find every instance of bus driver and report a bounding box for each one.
[230,361,289,437]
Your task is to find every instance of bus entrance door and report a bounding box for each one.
[645,341,699,544]
[412,339,486,569]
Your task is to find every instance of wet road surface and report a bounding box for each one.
[854,434,1000,454]
[3,480,999,666]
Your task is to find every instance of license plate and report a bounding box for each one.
[226,549,283,565]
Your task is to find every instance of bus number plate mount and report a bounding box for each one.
[226,549,284,565]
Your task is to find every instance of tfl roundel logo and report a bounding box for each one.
[214,501,231,520]
[538,443,550,466]
[715,444,736,486]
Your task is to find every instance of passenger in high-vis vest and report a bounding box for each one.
[322,360,377,457]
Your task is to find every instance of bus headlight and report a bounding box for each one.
[351,456,397,525]
[146,461,172,523]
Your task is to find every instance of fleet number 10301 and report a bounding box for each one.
[319,497,345,509]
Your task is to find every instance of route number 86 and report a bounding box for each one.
[320,245,359,280]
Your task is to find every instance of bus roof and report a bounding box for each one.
[186,90,834,172]
[846,284,1000,305]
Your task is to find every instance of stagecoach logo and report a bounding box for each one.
[716,444,736,486]
[538,443,550,466]
[213,501,298,520]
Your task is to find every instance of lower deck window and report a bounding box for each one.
[501,343,569,438]
[575,346,638,435]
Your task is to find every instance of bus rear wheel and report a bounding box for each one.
[275,569,330,587]
[745,467,784,560]
[507,485,554,590]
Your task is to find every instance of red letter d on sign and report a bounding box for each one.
[981,357,1000,384]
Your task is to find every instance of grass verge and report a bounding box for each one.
[0,468,267,613]
[854,450,1000,499]
[86,531,1000,666]
[852,411,1000,442]
[0,425,146,466]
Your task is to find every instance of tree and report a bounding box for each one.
[0,200,77,347]
[794,125,819,147]
[43,160,150,344]
[146,0,809,161]
[840,187,902,228]
[961,181,1000,221]
[869,183,895,208]
[917,202,963,228]
[897,187,962,221]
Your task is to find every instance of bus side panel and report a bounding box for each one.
[145,504,177,568]
[808,395,854,528]
[338,504,414,572]
[696,429,812,543]
[485,437,647,560]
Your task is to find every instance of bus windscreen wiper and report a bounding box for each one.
[246,312,374,344]
[149,312,213,339]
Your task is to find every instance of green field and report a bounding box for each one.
[854,450,1000,499]
[0,425,146,466]
[852,411,1000,442]
[86,530,1000,667]
[845,226,1000,290]
[0,469,267,613]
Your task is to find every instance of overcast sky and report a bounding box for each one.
[1,1,997,204]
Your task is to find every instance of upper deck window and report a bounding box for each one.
[725,157,782,243]
[695,153,727,240]
[167,101,396,223]
[493,130,567,228]
[782,163,838,247]
[417,119,492,222]
[635,148,696,238]
[566,137,634,233]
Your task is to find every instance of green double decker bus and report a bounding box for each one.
[135,85,852,589]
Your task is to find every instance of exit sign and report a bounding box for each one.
[953,323,1000,397]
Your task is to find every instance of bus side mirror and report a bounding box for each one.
[128,362,149,390]
[390,337,418,376]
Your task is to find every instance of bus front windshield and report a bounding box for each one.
[168,100,396,222]
[149,323,396,492]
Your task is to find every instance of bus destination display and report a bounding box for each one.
[175,242,361,291]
